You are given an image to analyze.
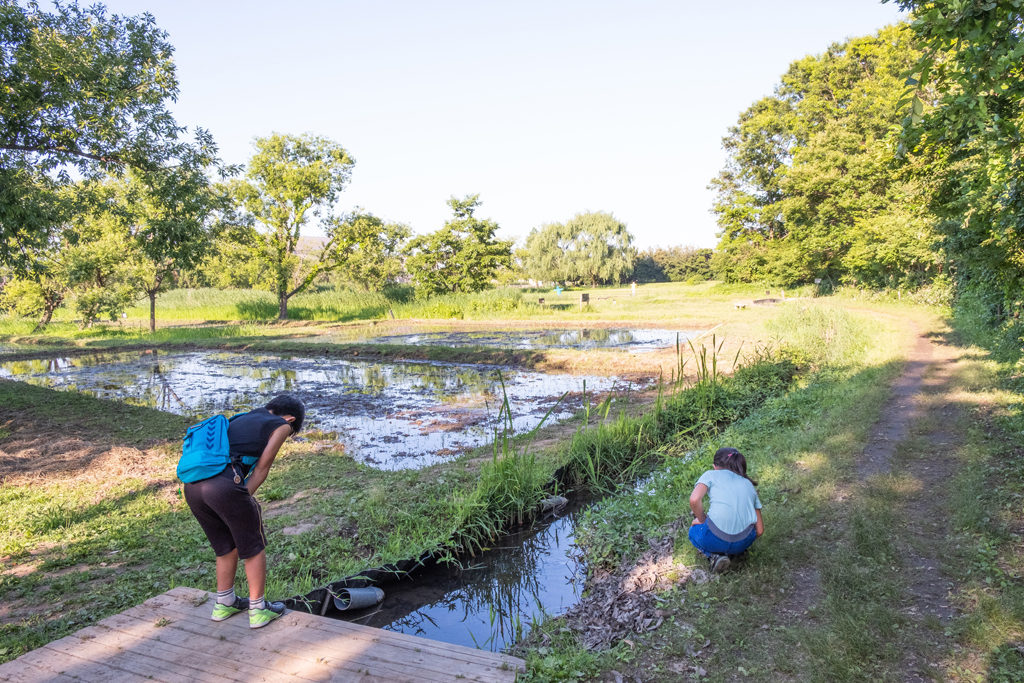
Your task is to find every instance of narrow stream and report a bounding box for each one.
[334,498,590,652]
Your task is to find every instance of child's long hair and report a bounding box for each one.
[714,447,757,486]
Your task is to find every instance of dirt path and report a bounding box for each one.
[865,324,963,677]
[780,319,964,680]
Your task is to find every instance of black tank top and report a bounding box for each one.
[227,408,288,477]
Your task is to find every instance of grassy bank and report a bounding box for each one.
[940,306,1024,680]
[2,281,798,338]
[0,306,802,664]
[1,293,933,672]
[516,303,915,680]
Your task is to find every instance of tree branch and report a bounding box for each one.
[0,142,124,165]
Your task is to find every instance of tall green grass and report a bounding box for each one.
[123,286,405,322]
[391,287,543,319]
[121,285,543,322]
[442,340,801,560]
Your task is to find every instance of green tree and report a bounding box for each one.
[120,147,223,332]
[889,0,1024,318]
[519,212,636,286]
[633,247,714,283]
[0,0,212,266]
[407,195,512,297]
[560,212,635,286]
[711,25,942,288]
[330,211,410,290]
[189,222,269,289]
[0,247,71,330]
[232,133,355,319]
[519,222,567,284]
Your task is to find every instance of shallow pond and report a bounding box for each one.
[339,499,588,651]
[0,351,635,469]
[359,328,698,352]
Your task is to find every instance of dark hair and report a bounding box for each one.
[266,394,305,434]
[714,447,757,485]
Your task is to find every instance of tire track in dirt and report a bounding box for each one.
[858,322,961,680]
[768,316,961,681]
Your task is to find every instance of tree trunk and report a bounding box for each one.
[33,296,61,332]
[34,307,54,332]
[278,292,288,320]
[149,291,157,333]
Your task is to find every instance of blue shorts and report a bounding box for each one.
[688,521,757,558]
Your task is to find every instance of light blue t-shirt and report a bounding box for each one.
[697,469,762,535]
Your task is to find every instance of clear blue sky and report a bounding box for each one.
[97,1,905,249]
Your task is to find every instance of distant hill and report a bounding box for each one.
[296,236,328,257]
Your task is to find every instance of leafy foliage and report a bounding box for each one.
[0,1,213,266]
[711,25,942,289]
[329,211,409,290]
[890,0,1024,321]
[520,211,636,286]
[632,246,714,283]
[406,194,512,297]
[231,133,355,318]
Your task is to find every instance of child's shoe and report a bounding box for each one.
[211,596,249,621]
[249,600,286,629]
[710,553,731,574]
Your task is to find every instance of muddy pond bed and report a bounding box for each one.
[357,328,699,352]
[0,350,639,469]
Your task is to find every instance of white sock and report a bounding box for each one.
[250,595,265,610]
[216,588,236,606]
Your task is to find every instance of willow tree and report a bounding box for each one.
[232,133,355,319]
[520,211,635,286]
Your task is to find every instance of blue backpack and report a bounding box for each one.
[177,413,245,483]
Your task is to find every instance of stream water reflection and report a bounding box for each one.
[338,499,588,651]
[360,328,697,352]
[0,350,632,469]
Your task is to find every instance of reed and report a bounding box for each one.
[444,340,801,564]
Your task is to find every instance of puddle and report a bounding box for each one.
[359,328,698,352]
[337,499,588,651]
[0,351,637,469]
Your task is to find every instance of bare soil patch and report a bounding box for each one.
[562,519,703,651]
[0,420,172,486]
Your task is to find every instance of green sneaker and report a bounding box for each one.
[211,596,249,621]
[249,600,286,629]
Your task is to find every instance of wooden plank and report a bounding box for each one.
[163,587,522,672]
[0,651,80,682]
[93,610,339,682]
[294,616,524,681]
[145,601,456,683]
[67,620,261,683]
[43,635,202,683]
[4,640,149,682]
[299,607,525,670]
[0,588,523,683]
[149,592,517,682]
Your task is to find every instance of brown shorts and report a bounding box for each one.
[184,466,266,560]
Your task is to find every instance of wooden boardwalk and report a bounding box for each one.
[0,587,524,682]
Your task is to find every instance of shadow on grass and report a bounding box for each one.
[0,381,188,480]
